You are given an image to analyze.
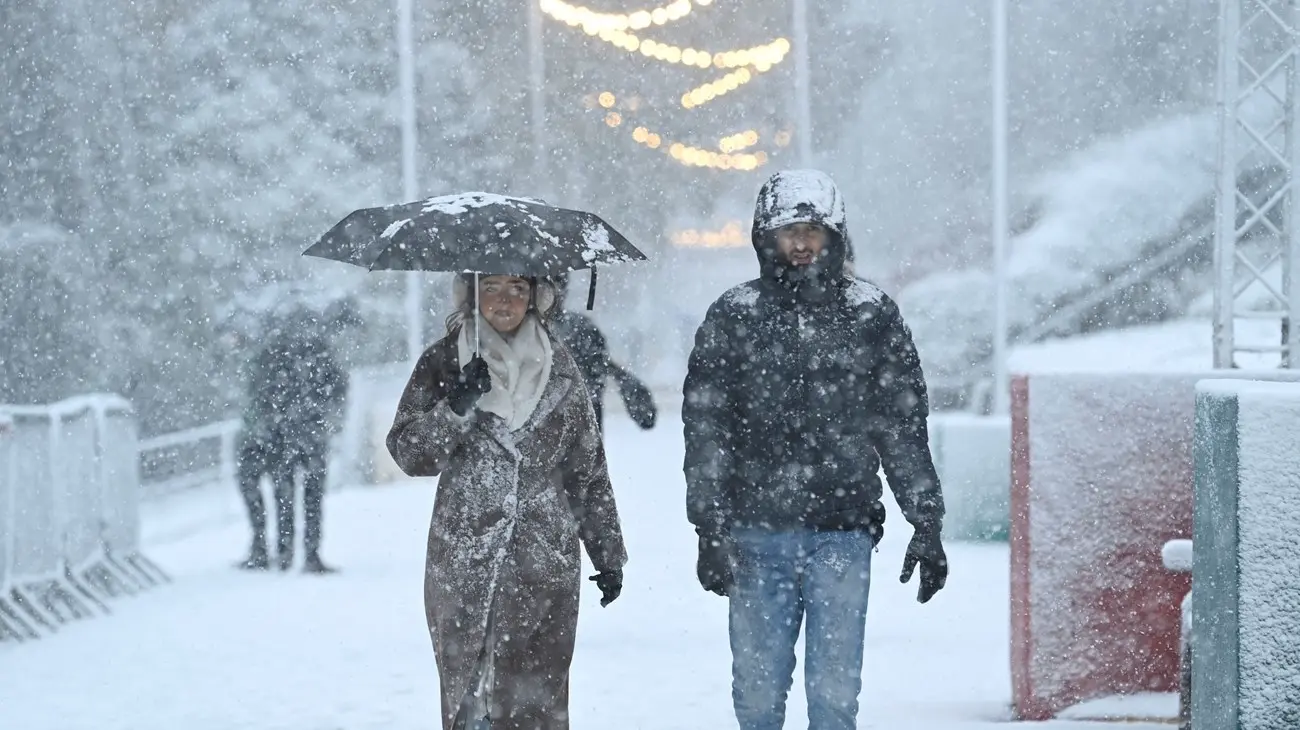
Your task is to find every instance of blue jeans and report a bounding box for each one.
[728,528,874,730]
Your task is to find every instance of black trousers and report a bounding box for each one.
[237,432,328,558]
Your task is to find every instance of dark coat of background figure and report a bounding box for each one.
[237,328,348,572]
[548,274,657,432]
[387,333,627,730]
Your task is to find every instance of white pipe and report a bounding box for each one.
[398,0,423,365]
[528,0,548,196]
[1213,0,1240,368]
[990,0,1010,415]
[792,0,813,167]
[1286,0,1300,367]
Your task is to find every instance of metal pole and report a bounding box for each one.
[528,0,548,196]
[1287,0,1300,368]
[398,0,423,363]
[1213,0,1240,369]
[793,0,813,167]
[991,0,1010,415]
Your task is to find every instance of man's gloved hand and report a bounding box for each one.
[589,570,622,607]
[696,531,733,597]
[900,525,948,604]
[447,356,492,416]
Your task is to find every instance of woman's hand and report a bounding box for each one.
[447,356,492,415]
[588,570,622,607]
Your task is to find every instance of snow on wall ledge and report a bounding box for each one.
[1192,380,1300,730]
[1009,370,1300,721]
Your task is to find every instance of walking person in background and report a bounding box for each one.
[236,318,348,573]
[548,272,657,433]
[682,169,949,730]
[387,272,627,730]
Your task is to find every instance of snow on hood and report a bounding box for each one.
[752,169,848,237]
[751,169,852,281]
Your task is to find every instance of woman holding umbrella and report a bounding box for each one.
[310,193,643,730]
[386,272,625,730]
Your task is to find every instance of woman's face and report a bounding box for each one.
[477,275,532,334]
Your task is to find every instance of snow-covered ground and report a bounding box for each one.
[1010,316,1284,373]
[0,411,1171,729]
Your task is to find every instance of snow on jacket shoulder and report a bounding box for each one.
[683,274,944,537]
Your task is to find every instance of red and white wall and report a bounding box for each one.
[1009,370,1300,719]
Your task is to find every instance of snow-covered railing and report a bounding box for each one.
[133,363,400,498]
[137,418,241,499]
[0,395,168,643]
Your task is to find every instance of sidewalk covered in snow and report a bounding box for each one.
[0,414,1171,729]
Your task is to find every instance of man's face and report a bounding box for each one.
[775,223,828,266]
[477,275,532,334]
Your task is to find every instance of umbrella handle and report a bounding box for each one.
[474,272,481,355]
[586,266,597,311]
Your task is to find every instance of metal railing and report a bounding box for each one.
[0,395,168,642]
[137,419,241,500]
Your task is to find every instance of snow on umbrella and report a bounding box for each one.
[304,192,646,309]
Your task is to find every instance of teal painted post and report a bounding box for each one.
[1193,381,1300,729]
[1191,387,1239,730]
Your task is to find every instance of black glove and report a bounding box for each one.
[447,356,491,416]
[589,570,622,607]
[612,364,657,430]
[900,525,948,604]
[696,531,733,597]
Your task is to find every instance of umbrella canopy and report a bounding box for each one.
[304,192,646,278]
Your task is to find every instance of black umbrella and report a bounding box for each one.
[304,192,646,309]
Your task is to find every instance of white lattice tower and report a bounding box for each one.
[1215,0,1300,367]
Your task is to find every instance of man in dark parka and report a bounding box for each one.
[682,169,949,730]
[236,324,348,573]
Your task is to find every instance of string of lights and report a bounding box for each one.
[590,90,786,171]
[682,67,750,109]
[669,140,766,170]
[583,28,790,75]
[541,0,788,76]
[538,0,708,34]
[670,220,749,248]
[641,124,769,170]
[718,130,759,153]
[546,1,793,174]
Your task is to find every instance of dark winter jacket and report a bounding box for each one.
[682,170,944,537]
[242,332,347,451]
[549,308,657,432]
[549,311,611,423]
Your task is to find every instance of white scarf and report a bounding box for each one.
[457,314,554,431]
